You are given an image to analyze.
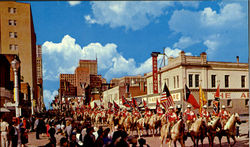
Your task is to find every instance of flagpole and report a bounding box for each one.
[182,76,186,115]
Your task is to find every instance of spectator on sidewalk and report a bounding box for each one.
[83,127,95,147]
[0,117,9,147]
[34,116,40,139]
[60,137,69,147]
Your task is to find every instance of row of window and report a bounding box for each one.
[189,74,246,88]
[165,76,180,89]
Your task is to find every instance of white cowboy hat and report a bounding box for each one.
[169,106,174,109]
[187,104,191,108]
[222,105,226,109]
[177,105,181,108]
[203,105,207,108]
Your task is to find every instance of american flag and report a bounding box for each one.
[161,84,174,110]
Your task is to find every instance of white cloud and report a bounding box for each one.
[42,35,192,82]
[173,36,200,49]
[43,90,58,108]
[68,1,81,6]
[85,1,174,30]
[169,2,247,61]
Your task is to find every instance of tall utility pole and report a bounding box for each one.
[11,58,20,117]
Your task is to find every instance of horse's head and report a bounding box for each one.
[234,113,241,124]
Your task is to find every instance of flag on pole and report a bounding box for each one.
[132,97,137,108]
[156,99,160,109]
[122,96,132,108]
[213,84,220,115]
[184,85,200,109]
[161,84,174,110]
[199,85,207,115]
[113,101,120,110]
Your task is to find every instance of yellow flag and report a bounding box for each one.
[199,85,207,115]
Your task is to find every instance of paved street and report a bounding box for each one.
[26,122,249,147]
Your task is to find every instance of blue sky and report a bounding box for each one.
[25,1,248,108]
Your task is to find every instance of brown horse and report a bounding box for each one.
[207,117,222,147]
[189,118,207,147]
[146,114,157,137]
[217,113,241,147]
[169,119,185,147]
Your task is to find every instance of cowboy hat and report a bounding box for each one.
[169,106,174,109]
[187,104,191,108]
[203,105,207,108]
[222,105,226,109]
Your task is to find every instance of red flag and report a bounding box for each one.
[108,101,113,108]
[213,84,220,115]
[132,98,137,108]
[122,96,132,108]
[156,100,160,109]
[185,85,200,109]
[113,101,120,110]
[94,102,98,110]
[161,84,174,110]
[143,100,149,111]
[214,84,220,99]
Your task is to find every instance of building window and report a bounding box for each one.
[227,99,232,107]
[211,75,216,88]
[241,76,246,88]
[245,99,249,106]
[208,100,212,107]
[195,74,199,87]
[8,20,17,26]
[225,75,229,88]
[8,7,16,14]
[9,44,18,50]
[9,32,17,38]
[174,76,176,89]
[189,74,193,87]
[177,76,179,88]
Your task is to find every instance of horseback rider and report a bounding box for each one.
[176,105,182,119]
[133,109,141,118]
[145,109,153,117]
[156,106,164,117]
[165,106,179,138]
[218,105,230,127]
[201,105,210,121]
[184,104,196,131]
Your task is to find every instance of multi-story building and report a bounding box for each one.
[143,51,248,114]
[0,2,38,110]
[36,45,44,111]
[59,59,110,104]
[103,75,147,108]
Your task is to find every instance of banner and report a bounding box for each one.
[152,54,158,94]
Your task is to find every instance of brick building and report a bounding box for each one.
[0,2,39,111]
[103,75,147,108]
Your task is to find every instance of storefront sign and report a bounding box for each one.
[152,54,158,94]
[207,92,249,99]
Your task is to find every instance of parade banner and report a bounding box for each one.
[152,54,158,94]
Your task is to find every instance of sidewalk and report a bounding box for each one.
[26,132,63,147]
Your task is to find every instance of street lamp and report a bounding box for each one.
[11,58,20,117]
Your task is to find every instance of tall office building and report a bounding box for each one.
[0,2,38,108]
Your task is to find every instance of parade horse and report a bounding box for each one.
[136,117,145,138]
[130,116,140,135]
[107,113,115,131]
[217,113,241,147]
[155,114,165,135]
[123,115,132,135]
[207,117,222,147]
[189,118,207,147]
[160,119,185,147]
[146,114,157,137]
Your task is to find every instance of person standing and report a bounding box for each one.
[34,116,40,139]
[0,117,9,147]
